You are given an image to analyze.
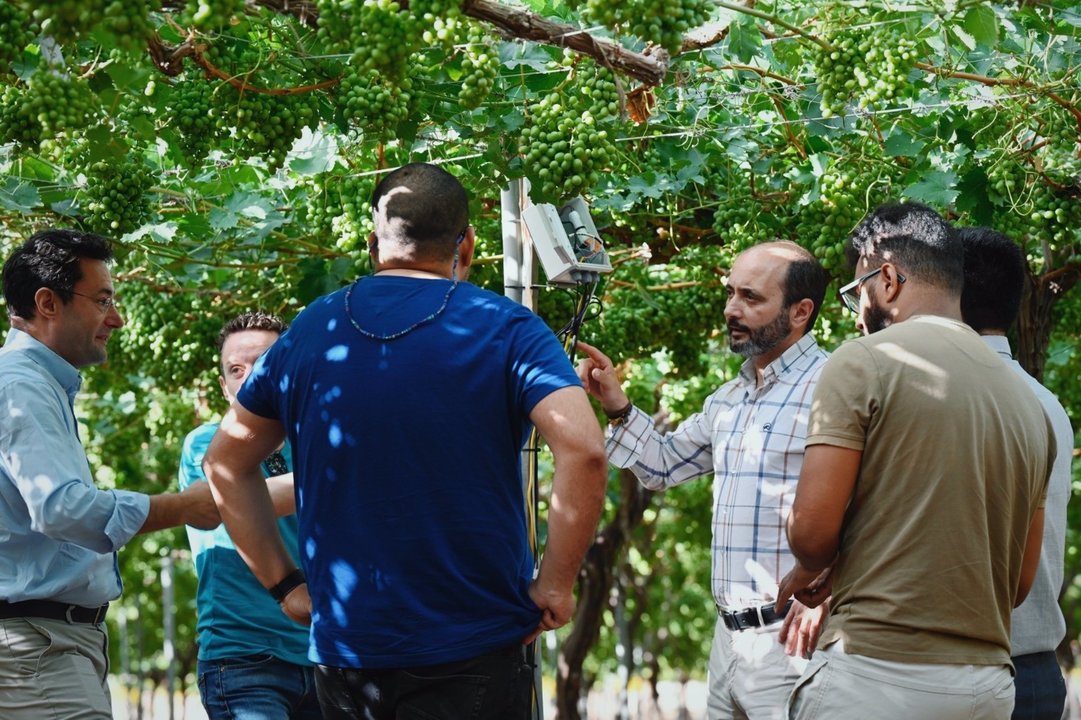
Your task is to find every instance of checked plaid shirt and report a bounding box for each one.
[607,333,828,610]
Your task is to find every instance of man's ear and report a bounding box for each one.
[880,263,905,302]
[33,287,61,320]
[457,226,476,273]
[218,374,231,403]
[790,297,815,334]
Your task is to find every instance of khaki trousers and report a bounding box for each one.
[707,615,809,719]
[0,616,112,720]
[787,639,1014,720]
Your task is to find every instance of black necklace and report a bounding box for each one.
[343,276,458,341]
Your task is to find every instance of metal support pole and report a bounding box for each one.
[161,555,176,720]
[501,177,544,720]
[502,181,524,306]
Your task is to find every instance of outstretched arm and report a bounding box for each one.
[575,340,630,415]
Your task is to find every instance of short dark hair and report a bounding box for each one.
[958,226,1026,334]
[216,311,288,352]
[846,202,962,291]
[2,229,114,320]
[370,163,469,261]
[780,245,830,335]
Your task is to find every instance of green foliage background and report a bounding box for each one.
[0,0,1078,697]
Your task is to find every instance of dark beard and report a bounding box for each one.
[863,285,892,335]
[729,307,792,358]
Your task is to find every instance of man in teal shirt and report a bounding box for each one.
[179,311,321,720]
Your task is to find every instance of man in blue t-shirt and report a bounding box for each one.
[203,162,608,719]
[179,312,322,720]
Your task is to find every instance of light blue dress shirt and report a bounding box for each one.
[0,328,150,606]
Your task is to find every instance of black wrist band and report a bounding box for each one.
[606,402,634,427]
[268,568,306,603]
[604,401,633,420]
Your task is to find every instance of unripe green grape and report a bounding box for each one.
[81,158,156,235]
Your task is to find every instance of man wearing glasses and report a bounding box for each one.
[577,240,831,719]
[778,203,1054,719]
[0,228,221,719]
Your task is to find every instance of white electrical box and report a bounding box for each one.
[522,197,613,287]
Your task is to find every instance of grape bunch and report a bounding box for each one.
[317,0,467,69]
[988,161,1081,250]
[216,89,319,170]
[202,37,322,169]
[113,280,223,389]
[337,66,414,139]
[1038,108,1081,183]
[30,70,100,140]
[317,0,417,82]
[458,22,500,110]
[567,0,710,55]
[413,0,465,47]
[0,69,99,149]
[81,158,155,235]
[0,1,33,75]
[521,61,622,203]
[170,75,221,165]
[20,0,158,49]
[811,26,917,118]
[593,247,728,374]
[797,164,890,271]
[0,85,37,146]
[710,174,774,256]
[299,173,375,252]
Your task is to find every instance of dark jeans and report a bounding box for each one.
[198,654,323,720]
[314,643,534,720]
[1011,651,1066,720]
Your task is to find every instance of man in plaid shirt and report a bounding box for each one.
[577,241,830,719]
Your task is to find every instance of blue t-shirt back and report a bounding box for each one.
[237,277,580,668]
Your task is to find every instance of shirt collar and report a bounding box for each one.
[979,334,1013,360]
[2,327,82,401]
[737,332,820,387]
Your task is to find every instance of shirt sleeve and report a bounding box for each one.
[508,313,581,416]
[805,340,877,451]
[0,379,149,553]
[178,425,216,490]
[607,396,715,490]
[236,336,285,421]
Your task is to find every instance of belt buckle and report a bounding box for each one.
[719,608,746,632]
[755,605,767,628]
[64,604,77,624]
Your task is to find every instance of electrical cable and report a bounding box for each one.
[525,277,600,719]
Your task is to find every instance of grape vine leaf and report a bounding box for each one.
[884,130,926,158]
[727,16,763,64]
[288,129,339,176]
[964,5,1000,48]
[901,170,960,207]
[0,177,41,211]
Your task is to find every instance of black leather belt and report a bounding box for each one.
[0,599,109,624]
[719,599,793,631]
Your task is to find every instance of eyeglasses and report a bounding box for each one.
[70,290,121,314]
[838,266,905,313]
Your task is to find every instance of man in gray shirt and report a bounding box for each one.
[960,226,1073,720]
